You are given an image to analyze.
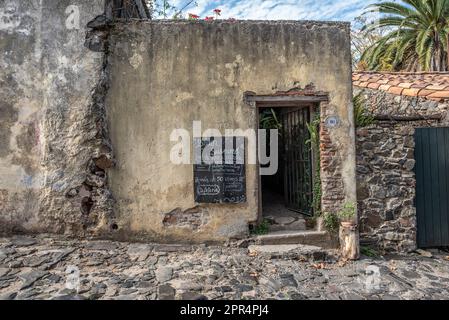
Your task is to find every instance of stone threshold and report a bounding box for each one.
[254,230,338,249]
[248,244,335,262]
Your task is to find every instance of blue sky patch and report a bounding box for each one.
[165,0,380,22]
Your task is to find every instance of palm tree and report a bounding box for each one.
[360,0,449,72]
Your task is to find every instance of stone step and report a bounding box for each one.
[265,216,307,232]
[268,220,306,232]
[254,231,338,249]
[248,244,331,261]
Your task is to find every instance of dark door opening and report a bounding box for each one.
[259,106,314,232]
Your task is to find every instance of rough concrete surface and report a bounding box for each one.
[1,4,356,245]
[0,0,114,236]
[106,20,356,242]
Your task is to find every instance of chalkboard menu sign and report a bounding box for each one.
[194,137,246,204]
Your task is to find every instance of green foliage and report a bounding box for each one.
[306,115,320,150]
[251,219,270,236]
[151,0,198,19]
[324,202,357,232]
[337,202,357,222]
[312,176,322,217]
[323,213,340,233]
[361,246,380,258]
[306,114,322,217]
[360,0,449,71]
[353,93,375,128]
[259,109,282,131]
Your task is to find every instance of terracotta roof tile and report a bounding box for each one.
[379,84,392,91]
[353,72,449,101]
[398,82,413,89]
[425,84,448,91]
[402,88,421,97]
[388,86,404,95]
[427,91,449,99]
[388,80,401,86]
[359,81,369,88]
[367,83,381,90]
[359,75,371,82]
[417,89,434,97]
[411,83,427,89]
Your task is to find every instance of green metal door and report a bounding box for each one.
[415,127,449,248]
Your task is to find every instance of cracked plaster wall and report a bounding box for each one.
[0,0,113,236]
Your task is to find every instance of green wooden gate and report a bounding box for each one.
[415,127,449,248]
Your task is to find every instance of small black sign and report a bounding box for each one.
[193,137,246,204]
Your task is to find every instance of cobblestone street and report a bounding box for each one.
[1,235,449,300]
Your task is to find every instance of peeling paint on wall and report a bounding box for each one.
[0,0,112,236]
[106,21,356,242]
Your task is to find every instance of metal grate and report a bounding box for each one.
[281,107,313,216]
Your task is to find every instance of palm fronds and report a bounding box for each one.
[360,0,449,71]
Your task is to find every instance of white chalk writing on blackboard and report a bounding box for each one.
[193,137,246,204]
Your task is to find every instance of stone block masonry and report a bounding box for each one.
[357,123,419,252]
[355,87,449,252]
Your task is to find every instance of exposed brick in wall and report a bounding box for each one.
[355,87,449,252]
[320,102,346,215]
[163,207,211,231]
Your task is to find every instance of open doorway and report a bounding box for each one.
[259,105,315,232]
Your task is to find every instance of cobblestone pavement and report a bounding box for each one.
[1,235,449,300]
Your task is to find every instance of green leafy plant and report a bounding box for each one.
[360,0,449,72]
[306,114,322,217]
[259,109,282,131]
[311,180,322,216]
[251,219,270,236]
[337,202,357,222]
[361,246,380,258]
[353,93,375,128]
[323,212,339,233]
[150,0,198,19]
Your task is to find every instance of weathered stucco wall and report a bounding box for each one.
[355,88,449,252]
[0,0,112,235]
[106,20,355,242]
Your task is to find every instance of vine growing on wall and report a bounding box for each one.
[354,92,375,127]
[306,113,322,218]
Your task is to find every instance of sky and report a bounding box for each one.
[161,0,381,22]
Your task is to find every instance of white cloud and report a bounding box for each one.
[170,0,379,22]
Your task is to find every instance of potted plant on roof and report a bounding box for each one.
[337,202,360,260]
